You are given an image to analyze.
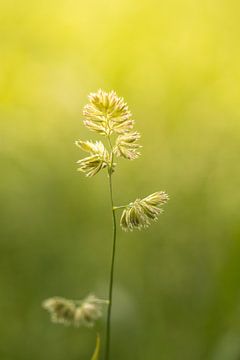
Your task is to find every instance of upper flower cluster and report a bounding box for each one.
[75,90,169,232]
[76,90,141,177]
[83,89,134,136]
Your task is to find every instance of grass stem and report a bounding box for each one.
[105,137,117,360]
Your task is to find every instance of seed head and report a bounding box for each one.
[114,132,141,160]
[42,294,108,328]
[76,140,112,177]
[42,297,76,325]
[120,191,169,231]
[83,89,134,136]
[74,294,107,327]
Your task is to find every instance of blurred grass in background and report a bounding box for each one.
[1,0,240,359]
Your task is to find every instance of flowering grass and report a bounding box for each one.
[42,89,169,359]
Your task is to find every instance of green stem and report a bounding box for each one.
[113,205,127,211]
[105,137,117,360]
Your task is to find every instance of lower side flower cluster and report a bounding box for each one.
[120,191,169,231]
[42,294,108,327]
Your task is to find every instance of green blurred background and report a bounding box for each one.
[1,0,240,359]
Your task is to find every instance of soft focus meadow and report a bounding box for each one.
[1,0,240,359]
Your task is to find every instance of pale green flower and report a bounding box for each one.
[83,89,134,136]
[114,131,141,160]
[120,191,169,231]
[76,140,111,177]
[42,294,108,328]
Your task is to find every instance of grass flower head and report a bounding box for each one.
[120,191,169,231]
[76,140,111,177]
[114,131,141,160]
[42,297,76,326]
[83,89,134,136]
[42,294,108,328]
[74,294,108,327]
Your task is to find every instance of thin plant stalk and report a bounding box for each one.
[105,136,117,360]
